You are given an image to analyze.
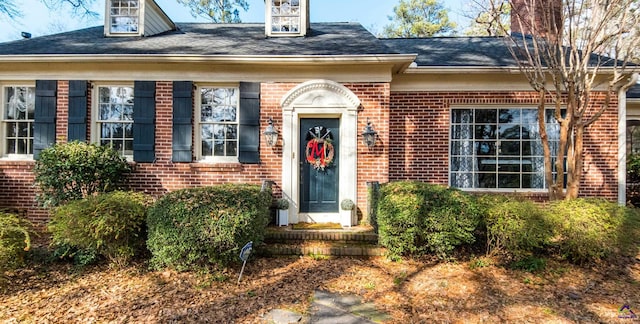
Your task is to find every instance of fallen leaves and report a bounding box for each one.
[0,255,639,323]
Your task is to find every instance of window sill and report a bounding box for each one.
[190,162,243,172]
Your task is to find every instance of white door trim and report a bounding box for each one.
[280,80,361,224]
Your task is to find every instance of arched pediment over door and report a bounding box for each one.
[279,79,361,226]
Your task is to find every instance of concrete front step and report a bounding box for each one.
[265,230,379,244]
[262,227,383,256]
[259,242,385,257]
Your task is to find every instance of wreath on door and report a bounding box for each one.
[305,126,335,171]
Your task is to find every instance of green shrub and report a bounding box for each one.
[479,195,553,260]
[627,153,640,207]
[48,191,152,265]
[547,198,637,263]
[510,256,547,273]
[146,184,271,271]
[0,212,33,272]
[377,181,481,259]
[34,141,131,207]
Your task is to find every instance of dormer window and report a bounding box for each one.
[272,0,300,33]
[104,0,176,37]
[265,0,309,37]
[110,0,139,34]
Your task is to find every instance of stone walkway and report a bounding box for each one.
[262,290,390,324]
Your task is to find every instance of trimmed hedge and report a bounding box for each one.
[0,212,33,272]
[547,198,640,263]
[146,184,271,271]
[479,195,553,261]
[34,141,131,207]
[48,191,152,265]
[377,181,481,259]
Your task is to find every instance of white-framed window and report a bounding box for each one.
[197,85,239,162]
[93,84,134,159]
[109,0,139,34]
[1,85,35,159]
[271,0,301,33]
[450,107,564,190]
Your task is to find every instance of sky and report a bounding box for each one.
[0,0,471,43]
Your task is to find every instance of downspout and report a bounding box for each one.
[618,73,639,205]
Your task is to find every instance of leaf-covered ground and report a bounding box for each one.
[1,254,639,323]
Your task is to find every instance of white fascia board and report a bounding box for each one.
[403,66,521,74]
[0,54,416,66]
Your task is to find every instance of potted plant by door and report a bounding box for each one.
[340,199,356,227]
[276,198,289,227]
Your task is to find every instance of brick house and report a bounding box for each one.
[0,0,635,228]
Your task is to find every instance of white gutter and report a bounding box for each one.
[0,54,417,65]
[404,66,523,74]
[618,73,639,206]
[404,65,629,75]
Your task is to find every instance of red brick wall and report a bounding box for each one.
[389,91,619,200]
[0,82,620,228]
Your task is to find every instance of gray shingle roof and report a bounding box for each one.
[382,37,517,67]
[0,23,399,56]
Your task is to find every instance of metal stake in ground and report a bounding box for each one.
[237,241,253,284]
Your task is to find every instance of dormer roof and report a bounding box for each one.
[104,0,176,37]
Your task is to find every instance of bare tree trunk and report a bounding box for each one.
[567,122,584,199]
[537,90,556,199]
[554,98,570,200]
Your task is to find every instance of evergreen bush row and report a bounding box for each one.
[376,181,640,264]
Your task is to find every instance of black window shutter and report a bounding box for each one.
[34,80,57,159]
[238,82,261,164]
[133,81,156,162]
[172,81,193,162]
[67,80,88,142]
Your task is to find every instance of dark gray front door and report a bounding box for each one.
[299,118,339,213]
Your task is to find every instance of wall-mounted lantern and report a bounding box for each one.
[263,117,279,147]
[361,119,378,148]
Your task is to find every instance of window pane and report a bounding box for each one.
[6,122,16,137]
[500,141,520,155]
[452,125,473,140]
[226,125,237,140]
[475,125,496,140]
[498,174,520,188]
[201,124,214,141]
[499,109,520,123]
[451,140,473,155]
[478,158,496,171]
[451,173,473,188]
[451,157,473,172]
[17,122,29,137]
[475,109,496,123]
[476,173,496,188]
[498,158,521,172]
[6,139,15,154]
[202,141,213,157]
[451,109,473,124]
[214,142,225,156]
[226,141,237,156]
[499,124,521,139]
[476,141,496,156]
